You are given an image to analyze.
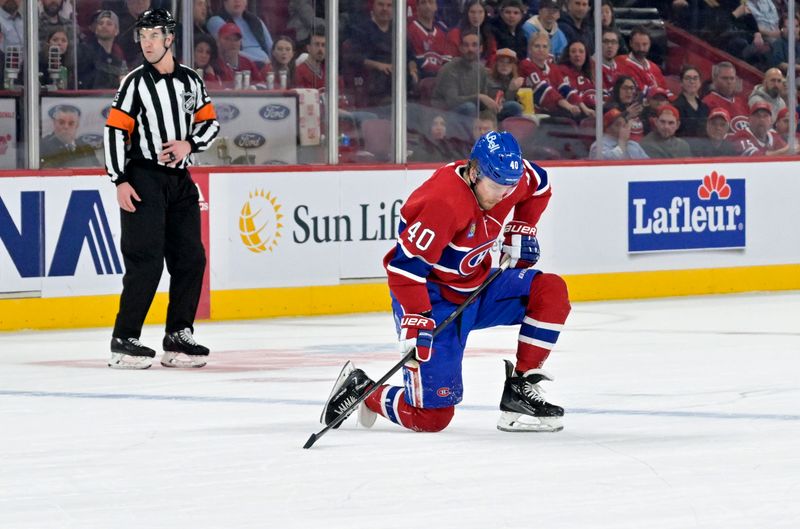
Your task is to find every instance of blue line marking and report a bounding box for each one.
[1,389,798,422]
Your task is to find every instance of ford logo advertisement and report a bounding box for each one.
[234,133,267,149]
[259,104,290,120]
[79,134,104,149]
[215,103,240,123]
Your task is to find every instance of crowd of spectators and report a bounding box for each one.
[0,0,798,163]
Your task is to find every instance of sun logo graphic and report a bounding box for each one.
[697,171,731,200]
[239,189,283,253]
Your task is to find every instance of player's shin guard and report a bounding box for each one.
[517,273,571,372]
[365,386,454,432]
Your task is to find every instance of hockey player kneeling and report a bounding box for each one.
[321,131,570,433]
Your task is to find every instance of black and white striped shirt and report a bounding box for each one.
[104,61,220,184]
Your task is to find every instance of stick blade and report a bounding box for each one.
[303,433,317,449]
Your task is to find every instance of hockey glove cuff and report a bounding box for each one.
[399,312,435,362]
[502,221,540,268]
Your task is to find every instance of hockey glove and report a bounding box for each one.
[399,312,435,362]
[502,221,540,268]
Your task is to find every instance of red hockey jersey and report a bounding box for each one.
[384,160,551,314]
[616,55,666,95]
[408,20,452,78]
[518,58,564,113]
[729,128,786,156]
[702,91,750,133]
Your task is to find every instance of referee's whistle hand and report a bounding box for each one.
[160,140,192,167]
[117,182,141,213]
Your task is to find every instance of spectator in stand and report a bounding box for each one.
[487,47,525,121]
[446,0,497,67]
[702,61,750,133]
[490,0,528,59]
[102,0,151,68]
[208,0,274,67]
[471,110,498,141]
[0,0,23,54]
[558,0,593,54]
[261,36,297,89]
[409,113,466,161]
[345,0,395,109]
[287,0,326,48]
[673,65,709,138]
[294,26,338,90]
[215,22,264,88]
[39,0,74,52]
[39,26,75,89]
[774,107,800,147]
[640,104,692,158]
[618,26,667,96]
[730,101,788,156]
[194,34,224,89]
[194,0,212,38]
[745,0,780,42]
[688,108,738,157]
[408,0,451,85]
[518,32,580,117]
[522,0,567,59]
[639,86,670,135]
[599,0,626,54]
[770,13,800,73]
[76,9,127,90]
[607,75,644,141]
[701,0,759,61]
[556,39,595,118]
[432,29,497,115]
[589,107,648,159]
[748,67,786,123]
[600,29,621,97]
[40,105,100,168]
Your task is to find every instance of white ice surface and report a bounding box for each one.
[1,292,799,529]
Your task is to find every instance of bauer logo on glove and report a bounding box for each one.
[502,220,540,268]
[399,313,435,362]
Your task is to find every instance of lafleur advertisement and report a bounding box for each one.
[628,172,746,253]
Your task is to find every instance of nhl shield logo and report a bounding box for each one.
[181,92,196,113]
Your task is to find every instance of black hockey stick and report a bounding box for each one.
[303,259,511,449]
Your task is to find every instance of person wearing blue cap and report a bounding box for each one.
[319,131,571,434]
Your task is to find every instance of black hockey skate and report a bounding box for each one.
[161,328,209,368]
[109,337,156,369]
[497,359,564,432]
[320,361,375,429]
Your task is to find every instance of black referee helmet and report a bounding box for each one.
[134,8,177,37]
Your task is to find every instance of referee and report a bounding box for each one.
[104,8,220,369]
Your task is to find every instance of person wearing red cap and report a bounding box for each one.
[589,107,649,159]
[774,107,800,147]
[214,21,264,88]
[640,85,671,136]
[730,101,788,156]
[640,104,692,158]
[688,107,738,158]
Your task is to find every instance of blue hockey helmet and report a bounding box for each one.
[469,131,523,186]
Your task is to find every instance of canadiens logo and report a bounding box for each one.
[467,222,476,238]
[458,240,494,276]
[437,387,451,397]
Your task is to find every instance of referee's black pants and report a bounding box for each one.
[113,161,206,340]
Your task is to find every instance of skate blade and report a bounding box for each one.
[358,402,377,429]
[496,411,563,433]
[160,351,207,368]
[108,353,152,370]
[319,361,355,425]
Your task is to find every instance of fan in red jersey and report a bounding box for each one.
[320,131,571,433]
